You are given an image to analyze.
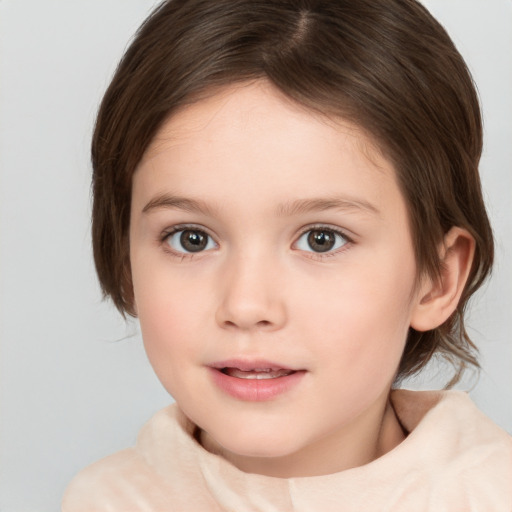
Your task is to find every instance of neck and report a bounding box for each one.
[200,392,406,478]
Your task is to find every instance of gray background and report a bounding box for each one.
[0,1,510,510]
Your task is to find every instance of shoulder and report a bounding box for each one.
[61,447,171,511]
[390,389,512,508]
[61,405,192,511]
[391,389,512,456]
[391,389,512,441]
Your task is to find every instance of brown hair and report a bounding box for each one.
[91,0,493,383]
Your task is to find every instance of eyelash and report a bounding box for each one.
[159,224,353,260]
[295,224,352,257]
[160,224,217,261]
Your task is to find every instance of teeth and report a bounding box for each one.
[223,368,294,379]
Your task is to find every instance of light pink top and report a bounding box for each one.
[62,390,512,511]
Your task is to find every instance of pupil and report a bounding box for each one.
[180,230,207,252]
[308,230,335,253]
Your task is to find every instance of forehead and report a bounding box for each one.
[134,80,403,220]
[142,81,387,167]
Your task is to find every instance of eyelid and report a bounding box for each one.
[161,220,219,236]
[158,222,353,259]
[160,223,219,256]
[293,224,353,256]
[296,223,354,242]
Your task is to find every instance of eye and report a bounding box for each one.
[295,228,348,253]
[165,228,216,253]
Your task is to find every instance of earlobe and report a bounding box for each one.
[410,227,475,332]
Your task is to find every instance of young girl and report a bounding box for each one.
[62,0,512,509]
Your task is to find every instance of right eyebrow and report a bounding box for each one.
[142,193,217,217]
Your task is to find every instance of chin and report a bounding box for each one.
[212,425,304,459]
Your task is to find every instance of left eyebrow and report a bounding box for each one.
[275,197,380,217]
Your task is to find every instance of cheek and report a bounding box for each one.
[138,291,197,354]
[132,263,203,372]
[137,298,200,400]
[294,255,415,373]
[134,253,208,325]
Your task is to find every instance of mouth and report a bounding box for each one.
[208,360,305,401]
[220,367,297,380]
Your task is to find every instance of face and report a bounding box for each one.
[130,81,421,477]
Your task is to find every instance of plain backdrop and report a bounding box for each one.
[0,1,511,510]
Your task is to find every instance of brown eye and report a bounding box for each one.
[180,230,208,252]
[295,228,348,254]
[307,230,336,252]
[166,228,215,253]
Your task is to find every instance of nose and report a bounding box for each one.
[215,252,287,332]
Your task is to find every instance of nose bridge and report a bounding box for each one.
[216,244,286,331]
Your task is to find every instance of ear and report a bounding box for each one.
[410,227,475,332]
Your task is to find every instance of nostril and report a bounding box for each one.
[220,318,276,331]
[215,296,286,331]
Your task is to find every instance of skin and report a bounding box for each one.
[129,80,473,478]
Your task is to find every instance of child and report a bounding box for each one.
[62,0,512,510]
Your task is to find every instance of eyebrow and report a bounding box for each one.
[142,193,380,217]
[142,194,217,216]
[275,197,380,217]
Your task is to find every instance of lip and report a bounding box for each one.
[210,358,297,372]
[208,359,306,401]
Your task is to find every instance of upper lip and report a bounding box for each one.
[209,359,298,372]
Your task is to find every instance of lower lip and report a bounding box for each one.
[208,368,305,401]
